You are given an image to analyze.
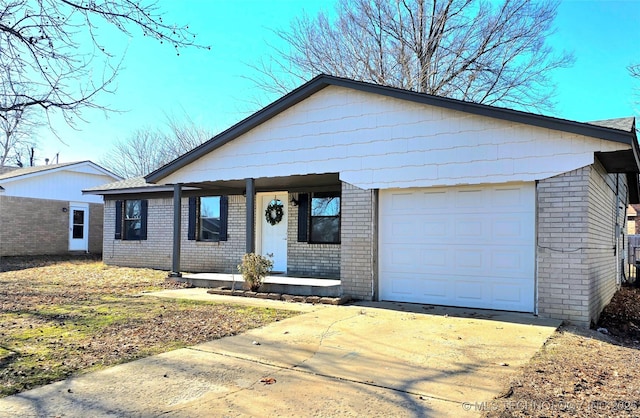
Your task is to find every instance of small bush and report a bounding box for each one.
[237,253,273,291]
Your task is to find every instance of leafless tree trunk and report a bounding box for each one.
[250,0,572,113]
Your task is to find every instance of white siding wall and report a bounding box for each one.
[2,171,114,203]
[161,86,628,189]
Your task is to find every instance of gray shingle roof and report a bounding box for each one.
[0,161,90,180]
[83,176,176,194]
[587,117,636,133]
[0,166,19,175]
[84,177,151,191]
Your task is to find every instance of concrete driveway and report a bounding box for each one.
[0,290,560,417]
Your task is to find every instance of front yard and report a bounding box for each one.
[2,256,640,416]
[0,256,296,397]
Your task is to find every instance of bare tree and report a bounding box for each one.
[100,128,166,178]
[0,0,208,123]
[100,116,213,178]
[0,110,38,167]
[251,0,572,112]
[0,83,41,167]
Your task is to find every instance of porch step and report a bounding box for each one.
[177,273,342,298]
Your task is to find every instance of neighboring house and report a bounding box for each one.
[86,75,640,327]
[628,205,638,235]
[0,161,122,256]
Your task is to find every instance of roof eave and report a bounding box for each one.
[83,185,199,195]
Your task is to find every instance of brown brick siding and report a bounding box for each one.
[0,196,104,256]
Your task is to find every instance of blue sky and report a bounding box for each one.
[37,0,640,167]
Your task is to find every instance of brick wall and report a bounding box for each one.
[287,192,341,278]
[104,193,345,277]
[340,182,376,300]
[537,162,625,326]
[102,198,173,269]
[181,195,246,273]
[88,203,104,254]
[104,196,246,271]
[0,196,104,256]
[586,161,625,324]
[537,167,590,324]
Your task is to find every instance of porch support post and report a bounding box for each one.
[245,178,255,253]
[169,183,182,277]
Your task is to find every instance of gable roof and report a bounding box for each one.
[146,74,639,183]
[0,161,121,183]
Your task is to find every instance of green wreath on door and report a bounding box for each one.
[265,199,284,225]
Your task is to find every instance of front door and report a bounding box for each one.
[258,192,288,272]
[69,203,89,251]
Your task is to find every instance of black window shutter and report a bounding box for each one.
[187,197,197,240]
[139,200,148,240]
[219,195,229,241]
[114,200,123,240]
[297,193,309,242]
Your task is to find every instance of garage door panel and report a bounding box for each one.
[455,281,485,302]
[379,183,535,312]
[384,244,532,278]
[383,216,451,241]
[384,216,532,245]
[384,245,450,273]
[380,273,533,310]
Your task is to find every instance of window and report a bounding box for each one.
[199,196,221,241]
[309,192,341,244]
[124,200,142,240]
[188,196,228,242]
[114,200,148,240]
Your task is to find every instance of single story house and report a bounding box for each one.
[0,161,121,256]
[87,75,639,326]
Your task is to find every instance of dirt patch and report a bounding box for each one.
[0,256,297,397]
[485,286,640,417]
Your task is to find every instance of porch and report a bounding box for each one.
[176,273,342,297]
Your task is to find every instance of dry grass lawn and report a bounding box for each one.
[4,255,640,416]
[0,255,297,397]
[485,287,640,417]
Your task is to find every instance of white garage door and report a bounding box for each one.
[379,183,535,312]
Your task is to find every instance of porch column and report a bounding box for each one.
[245,178,255,253]
[169,183,182,277]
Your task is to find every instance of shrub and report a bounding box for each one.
[237,253,273,292]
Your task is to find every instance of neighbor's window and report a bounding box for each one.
[124,200,142,240]
[199,196,221,241]
[310,192,340,243]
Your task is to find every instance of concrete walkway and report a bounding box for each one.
[0,289,561,417]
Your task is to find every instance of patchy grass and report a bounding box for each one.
[0,256,297,397]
